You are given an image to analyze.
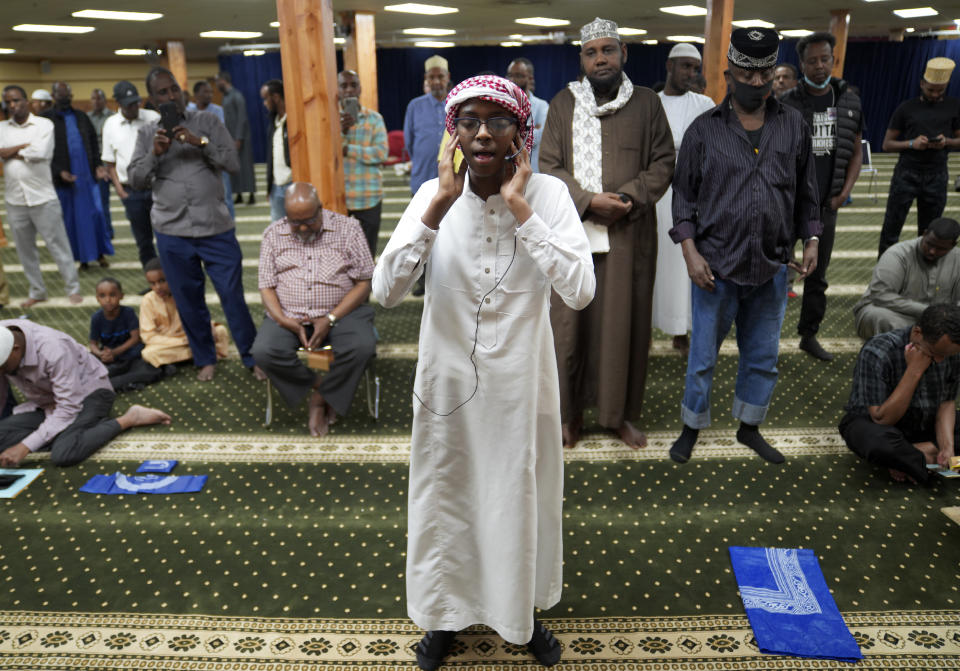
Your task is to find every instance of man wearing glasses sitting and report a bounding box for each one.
[252,182,376,437]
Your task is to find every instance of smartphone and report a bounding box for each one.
[341,97,360,122]
[158,102,181,137]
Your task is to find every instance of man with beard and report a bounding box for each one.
[252,182,376,438]
[46,81,114,269]
[215,71,256,206]
[261,78,291,222]
[878,58,960,256]
[404,55,450,196]
[506,57,549,171]
[772,63,799,99]
[652,43,715,355]
[668,27,821,465]
[540,17,675,450]
[854,218,960,339]
[127,67,260,382]
[781,32,863,362]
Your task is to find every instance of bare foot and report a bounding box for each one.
[251,365,268,381]
[308,391,330,437]
[197,364,215,381]
[20,297,46,308]
[912,441,938,463]
[672,334,690,355]
[888,468,917,484]
[117,404,172,430]
[618,420,647,449]
[68,293,83,305]
[326,403,338,426]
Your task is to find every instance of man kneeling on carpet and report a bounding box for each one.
[0,320,170,468]
[252,182,376,438]
[840,303,960,484]
[373,75,594,669]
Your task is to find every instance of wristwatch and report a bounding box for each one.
[805,236,820,244]
[199,136,210,147]
[326,313,338,328]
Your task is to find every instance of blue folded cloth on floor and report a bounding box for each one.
[136,459,178,473]
[79,472,206,495]
[729,546,862,662]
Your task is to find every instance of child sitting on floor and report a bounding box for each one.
[89,277,163,392]
[141,258,229,380]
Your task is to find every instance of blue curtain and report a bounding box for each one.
[220,38,960,163]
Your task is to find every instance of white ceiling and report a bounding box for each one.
[0,0,958,61]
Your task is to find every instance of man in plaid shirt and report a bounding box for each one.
[840,304,960,484]
[252,182,376,437]
[339,70,388,258]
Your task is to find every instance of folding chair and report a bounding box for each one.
[860,138,879,203]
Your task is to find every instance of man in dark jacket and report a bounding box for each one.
[782,32,862,361]
[45,81,114,268]
[260,79,290,222]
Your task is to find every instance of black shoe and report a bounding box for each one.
[527,620,561,667]
[234,193,242,204]
[246,194,256,205]
[415,630,457,671]
[799,335,833,361]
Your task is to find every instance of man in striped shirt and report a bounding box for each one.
[339,70,388,258]
[668,27,822,465]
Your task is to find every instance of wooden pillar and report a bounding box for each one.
[341,11,379,112]
[166,41,188,92]
[829,10,850,78]
[703,0,735,103]
[276,0,347,213]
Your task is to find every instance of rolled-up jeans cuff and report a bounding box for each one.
[681,405,711,430]
[732,396,768,426]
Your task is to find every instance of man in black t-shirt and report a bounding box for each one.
[878,57,960,257]
[782,33,863,362]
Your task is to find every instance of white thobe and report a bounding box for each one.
[652,90,716,335]
[372,172,594,644]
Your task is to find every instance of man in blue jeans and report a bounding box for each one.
[668,27,821,464]
[127,67,262,382]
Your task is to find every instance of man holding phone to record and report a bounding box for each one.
[877,57,960,257]
[338,70,388,258]
[127,67,261,382]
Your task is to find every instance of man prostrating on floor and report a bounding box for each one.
[373,75,594,669]
[0,320,170,468]
[840,304,960,484]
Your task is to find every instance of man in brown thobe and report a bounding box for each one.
[540,17,675,449]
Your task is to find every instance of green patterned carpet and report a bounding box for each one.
[1,155,959,669]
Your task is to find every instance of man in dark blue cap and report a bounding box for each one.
[101,81,160,270]
[668,27,822,464]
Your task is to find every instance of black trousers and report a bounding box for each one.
[839,411,960,484]
[348,201,383,259]
[251,305,376,416]
[107,356,164,391]
[878,163,948,257]
[0,388,121,466]
[120,188,157,267]
[797,205,837,337]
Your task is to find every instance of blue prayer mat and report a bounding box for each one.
[79,473,206,495]
[729,546,863,662]
[136,459,178,473]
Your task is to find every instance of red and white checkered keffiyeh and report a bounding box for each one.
[444,75,534,155]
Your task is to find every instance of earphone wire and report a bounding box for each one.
[412,235,518,416]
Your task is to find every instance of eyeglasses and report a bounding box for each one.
[287,207,322,229]
[453,117,517,137]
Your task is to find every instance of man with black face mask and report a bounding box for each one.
[540,17,675,451]
[877,58,960,257]
[668,27,821,466]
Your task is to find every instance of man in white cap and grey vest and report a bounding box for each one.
[540,17,675,450]
[878,57,960,257]
[0,320,170,468]
[652,43,716,355]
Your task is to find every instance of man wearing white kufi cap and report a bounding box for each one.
[652,42,715,354]
[404,54,450,196]
[878,56,960,257]
[29,89,52,116]
[0,320,170,468]
[541,16,675,450]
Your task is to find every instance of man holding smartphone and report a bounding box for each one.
[338,70,388,258]
[878,57,960,257]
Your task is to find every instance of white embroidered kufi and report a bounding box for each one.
[668,43,702,61]
[580,17,619,45]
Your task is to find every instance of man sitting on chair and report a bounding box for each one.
[252,182,376,437]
